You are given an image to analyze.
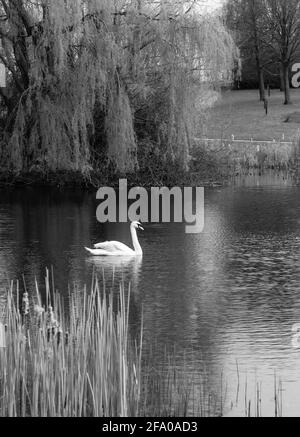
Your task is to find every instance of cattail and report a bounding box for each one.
[46,305,61,343]
[57,327,63,346]
[34,304,44,317]
[34,304,44,328]
[22,292,29,317]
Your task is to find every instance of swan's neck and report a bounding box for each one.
[131,226,142,255]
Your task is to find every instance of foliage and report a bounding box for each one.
[225,0,271,100]
[224,0,300,104]
[0,0,236,176]
[264,0,300,104]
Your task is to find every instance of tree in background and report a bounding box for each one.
[264,0,300,104]
[0,0,236,176]
[225,0,275,101]
[225,0,300,105]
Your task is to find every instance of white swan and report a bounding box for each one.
[85,221,144,256]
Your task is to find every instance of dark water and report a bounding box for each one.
[1,171,300,416]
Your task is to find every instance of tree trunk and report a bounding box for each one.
[251,2,264,102]
[283,63,291,104]
[280,64,284,92]
[258,67,265,101]
[254,41,264,100]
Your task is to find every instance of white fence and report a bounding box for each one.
[194,137,293,146]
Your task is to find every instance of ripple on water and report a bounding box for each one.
[0,176,300,415]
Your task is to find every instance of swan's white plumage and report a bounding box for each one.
[85,221,143,256]
[85,246,135,256]
[93,241,131,252]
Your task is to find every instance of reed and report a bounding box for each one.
[0,273,285,417]
[139,346,223,417]
[196,136,300,172]
[0,272,142,417]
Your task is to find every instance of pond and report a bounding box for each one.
[1,170,300,416]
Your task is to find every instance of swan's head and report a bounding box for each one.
[131,221,144,231]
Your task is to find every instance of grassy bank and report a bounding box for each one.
[205,89,300,142]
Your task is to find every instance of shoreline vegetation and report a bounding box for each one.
[0,170,226,190]
[0,272,283,417]
[0,148,227,189]
[1,85,300,190]
[1,140,299,189]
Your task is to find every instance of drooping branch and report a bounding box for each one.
[0,52,23,90]
[0,0,236,175]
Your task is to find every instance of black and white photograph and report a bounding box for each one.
[0,0,300,421]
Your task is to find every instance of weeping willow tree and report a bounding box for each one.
[0,0,237,176]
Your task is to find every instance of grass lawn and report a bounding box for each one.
[205,88,300,142]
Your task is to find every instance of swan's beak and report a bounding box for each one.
[136,221,144,230]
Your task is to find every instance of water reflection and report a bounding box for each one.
[232,169,293,187]
[1,175,300,415]
[86,255,142,295]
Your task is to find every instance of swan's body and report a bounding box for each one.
[85,221,143,256]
